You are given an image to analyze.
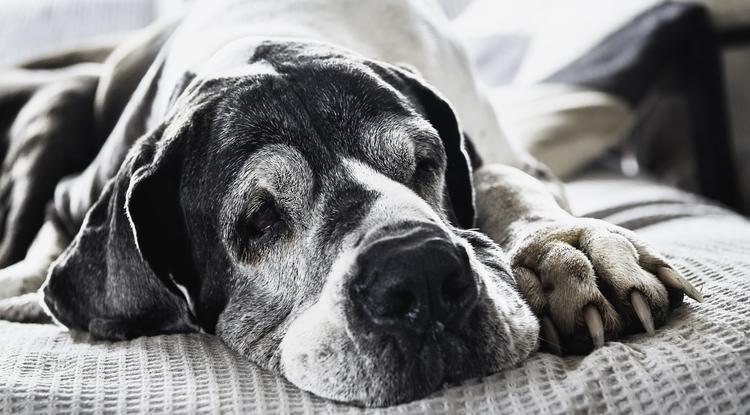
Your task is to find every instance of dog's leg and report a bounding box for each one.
[49,18,178,236]
[0,19,177,268]
[0,217,67,329]
[0,69,101,267]
[0,293,48,323]
[0,56,109,315]
[0,220,68,299]
[0,219,67,322]
[474,164,703,354]
[19,42,117,70]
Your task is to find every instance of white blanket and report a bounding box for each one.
[2,171,748,414]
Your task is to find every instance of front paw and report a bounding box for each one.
[511,218,702,354]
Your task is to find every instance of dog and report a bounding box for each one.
[0,0,702,406]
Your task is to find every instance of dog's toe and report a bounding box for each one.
[512,219,700,355]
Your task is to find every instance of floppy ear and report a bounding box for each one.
[42,113,202,340]
[371,63,476,228]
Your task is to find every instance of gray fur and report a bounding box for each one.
[474,165,684,353]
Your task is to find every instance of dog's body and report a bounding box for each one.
[0,0,700,406]
[159,0,519,164]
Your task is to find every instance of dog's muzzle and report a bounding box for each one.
[350,224,479,339]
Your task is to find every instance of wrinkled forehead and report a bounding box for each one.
[222,142,444,237]
[207,65,442,185]
[218,115,437,194]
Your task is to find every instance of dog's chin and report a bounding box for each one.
[279,321,490,406]
[278,297,538,407]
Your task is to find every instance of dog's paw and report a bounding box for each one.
[511,218,702,354]
[0,293,49,323]
[0,259,48,300]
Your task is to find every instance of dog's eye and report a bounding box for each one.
[246,200,281,239]
[414,158,439,177]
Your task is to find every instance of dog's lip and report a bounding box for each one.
[357,345,482,407]
[360,323,472,375]
[289,309,491,407]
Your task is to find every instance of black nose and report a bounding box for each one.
[352,226,478,334]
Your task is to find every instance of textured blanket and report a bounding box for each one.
[1,171,748,414]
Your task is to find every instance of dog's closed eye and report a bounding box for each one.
[410,132,446,187]
[230,195,287,262]
[411,153,445,198]
[246,199,282,240]
[414,157,440,179]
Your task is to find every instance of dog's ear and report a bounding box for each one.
[371,63,476,229]
[42,106,206,340]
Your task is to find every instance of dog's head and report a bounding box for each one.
[43,41,538,406]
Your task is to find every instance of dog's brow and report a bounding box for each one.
[358,115,442,179]
[226,144,314,207]
[412,130,443,157]
[363,119,414,147]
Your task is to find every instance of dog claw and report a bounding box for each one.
[540,316,562,356]
[657,267,703,303]
[583,305,604,349]
[630,290,655,335]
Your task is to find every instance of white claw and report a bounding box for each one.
[630,291,655,335]
[657,267,704,303]
[583,305,605,349]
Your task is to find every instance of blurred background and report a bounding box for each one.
[0,0,748,214]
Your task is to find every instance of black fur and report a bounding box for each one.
[41,41,479,340]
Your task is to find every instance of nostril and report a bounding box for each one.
[360,283,419,321]
[441,274,471,305]
[379,289,417,318]
[354,230,478,334]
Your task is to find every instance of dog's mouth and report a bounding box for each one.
[298,331,488,407]
[348,292,515,402]
[349,327,490,405]
[279,289,511,407]
[277,225,538,407]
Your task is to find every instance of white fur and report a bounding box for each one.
[151,0,524,167]
[345,159,445,227]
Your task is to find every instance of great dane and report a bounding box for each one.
[0,0,701,406]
